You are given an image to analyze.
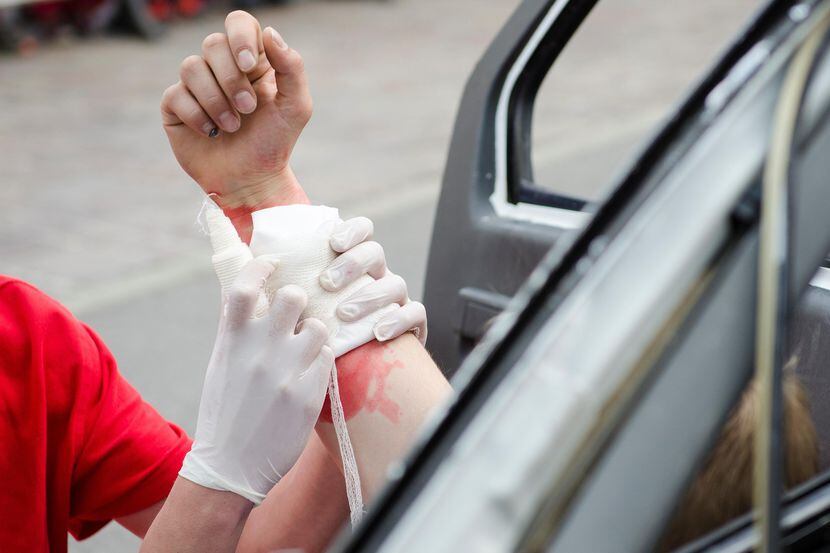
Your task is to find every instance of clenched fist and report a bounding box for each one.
[161,11,312,238]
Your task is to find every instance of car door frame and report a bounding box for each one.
[423,0,602,376]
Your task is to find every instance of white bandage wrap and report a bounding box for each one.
[206,204,382,525]
[250,206,397,357]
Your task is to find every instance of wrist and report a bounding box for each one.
[177,477,254,521]
[180,450,270,505]
[141,478,253,552]
[210,166,311,243]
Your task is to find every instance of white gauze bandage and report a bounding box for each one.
[207,204,394,526]
[250,205,397,355]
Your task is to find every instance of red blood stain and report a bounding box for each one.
[320,340,402,424]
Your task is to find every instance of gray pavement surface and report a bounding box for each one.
[0,0,764,550]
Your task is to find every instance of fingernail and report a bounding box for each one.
[374,322,395,342]
[235,91,256,113]
[203,122,218,137]
[320,268,341,290]
[268,27,288,49]
[218,111,240,132]
[238,49,256,71]
[338,303,359,321]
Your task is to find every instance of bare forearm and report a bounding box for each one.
[317,334,452,500]
[237,434,349,553]
[141,478,253,553]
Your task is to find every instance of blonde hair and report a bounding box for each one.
[660,370,819,550]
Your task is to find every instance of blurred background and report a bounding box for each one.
[0,0,759,550]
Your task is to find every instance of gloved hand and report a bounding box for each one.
[206,205,427,346]
[321,216,428,345]
[179,256,333,504]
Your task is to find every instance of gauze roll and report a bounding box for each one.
[249,205,398,357]
[205,207,270,316]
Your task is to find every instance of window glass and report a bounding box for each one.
[530,0,763,204]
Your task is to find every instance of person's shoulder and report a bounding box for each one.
[0,275,53,301]
[0,275,73,318]
[0,275,38,293]
[0,275,90,363]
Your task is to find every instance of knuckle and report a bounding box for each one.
[185,107,206,124]
[203,92,229,110]
[179,55,204,79]
[355,216,373,235]
[298,97,313,120]
[412,304,427,322]
[305,319,328,338]
[276,285,307,309]
[286,50,305,72]
[219,73,243,91]
[201,32,227,52]
[390,273,407,291]
[367,241,386,263]
[226,9,251,24]
[298,318,327,341]
[160,83,178,103]
[230,283,258,303]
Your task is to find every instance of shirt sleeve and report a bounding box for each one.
[67,323,192,539]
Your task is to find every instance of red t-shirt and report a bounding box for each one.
[0,277,193,552]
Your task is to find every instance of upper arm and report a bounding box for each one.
[0,279,191,540]
[67,324,192,538]
[317,334,451,500]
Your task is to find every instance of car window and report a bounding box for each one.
[661,271,830,551]
[528,0,763,205]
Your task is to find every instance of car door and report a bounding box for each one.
[339,0,830,551]
[423,0,762,375]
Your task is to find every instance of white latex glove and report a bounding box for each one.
[206,204,427,347]
[320,216,428,345]
[179,256,333,504]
